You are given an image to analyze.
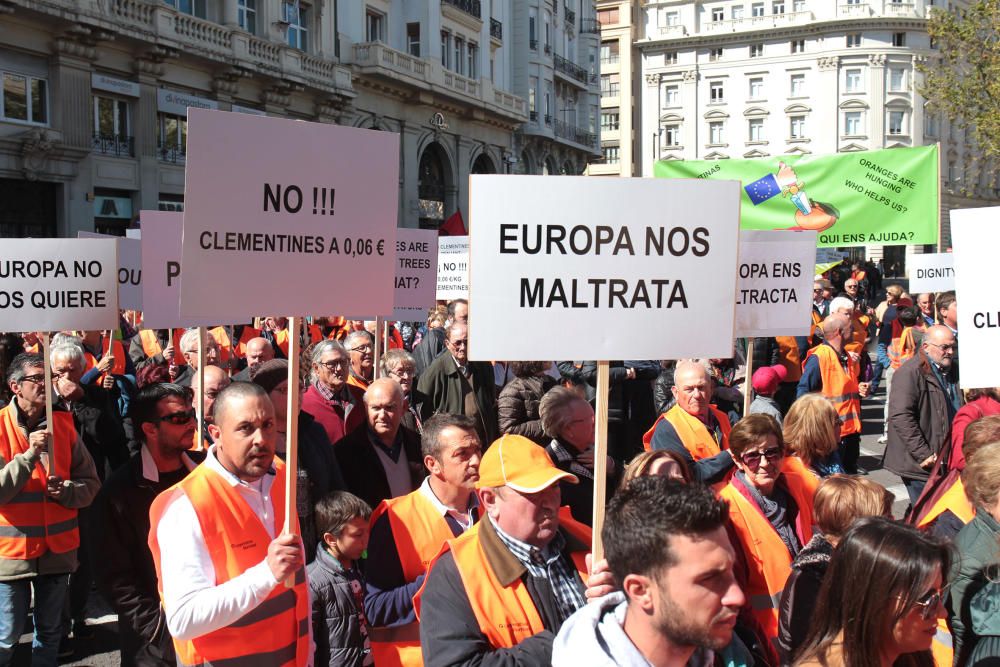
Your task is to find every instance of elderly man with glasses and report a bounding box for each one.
[344,330,376,391]
[301,340,367,446]
[884,325,962,508]
[0,353,100,665]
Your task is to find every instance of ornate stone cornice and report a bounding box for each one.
[817,56,839,71]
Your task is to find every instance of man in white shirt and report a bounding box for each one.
[148,381,311,666]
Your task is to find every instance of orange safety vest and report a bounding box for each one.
[917,478,975,530]
[139,329,185,365]
[83,338,127,384]
[888,326,917,370]
[642,404,732,457]
[0,404,79,559]
[234,326,261,359]
[775,336,803,383]
[719,460,815,641]
[275,325,323,358]
[347,374,370,392]
[803,344,861,438]
[415,517,590,650]
[368,490,465,667]
[844,316,868,356]
[148,459,310,666]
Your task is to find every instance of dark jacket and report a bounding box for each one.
[64,383,130,480]
[417,354,498,447]
[290,412,347,562]
[91,449,205,666]
[884,350,959,481]
[653,365,675,415]
[777,534,833,664]
[418,518,588,667]
[497,375,559,445]
[949,509,1000,666]
[308,545,372,667]
[546,439,617,528]
[333,423,425,511]
[413,326,446,376]
[556,361,596,402]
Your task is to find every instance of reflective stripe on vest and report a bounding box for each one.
[642,404,732,456]
[719,467,815,640]
[917,478,976,529]
[0,404,79,559]
[148,459,309,667]
[804,345,862,437]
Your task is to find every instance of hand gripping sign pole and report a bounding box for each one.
[283,316,302,588]
[590,361,610,561]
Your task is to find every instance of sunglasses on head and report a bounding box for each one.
[152,409,196,425]
[741,447,782,468]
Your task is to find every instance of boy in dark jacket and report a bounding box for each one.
[308,491,374,667]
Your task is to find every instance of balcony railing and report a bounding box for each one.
[544,113,552,125]
[442,0,481,20]
[658,25,687,37]
[554,118,597,148]
[157,143,186,164]
[580,17,600,33]
[530,110,538,121]
[544,43,552,55]
[92,133,134,157]
[885,1,917,17]
[702,10,813,32]
[564,6,575,23]
[838,2,872,16]
[490,18,502,40]
[553,53,590,84]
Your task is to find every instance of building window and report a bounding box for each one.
[710,80,724,103]
[790,73,805,96]
[844,111,862,136]
[712,7,724,21]
[528,76,537,115]
[893,32,906,47]
[158,194,184,212]
[790,115,806,138]
[888,110,905,135]
[750,43,763,58]
[732,5,744,19]
[665,11,679,25]
[665,51,678,64]
[441,32,450,68]
[600,41,619,64]
[791,39,805,53]
[286,1,308,51]
[467,43,478,78]
[889,68,906,92]
[596,7,619,25]
[453,36,464,74]
[709,47,723,61]
[407,22,420,56]
[1,71,48,124]
[709,120,725,144]
[793,0,806,10]
[773,1,785,14]
[366,8,385,42]
[93,96,131,155]
[749,77,763,99]
[544,12,551,49]
[947,161,958,183]
[665,84,679,106]
[748,118,764,141]
[751,2,765,17]
[845,68,862,92]
[237,0,256,33]
[846,33,861,47]
[601,73,620,97]
[601,112,620,131]
[925,115,938,137]
[529,14,536,48]
[158,113,187,162]
[602,146,620,164]
[164,0,206,18]
[664,123,680,146]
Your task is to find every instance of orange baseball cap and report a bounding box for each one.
[476,434,579,493]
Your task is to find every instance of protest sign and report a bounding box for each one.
[437,236,469,301]
[468,176,741,360]
[736,231,817,337]
[179,108,398,318]
[951,206,1000,389]
[908,253,955,293]
[79,231,142,310]
[0,238,119,331]
[393,228,438,320]
[654,146,938,247]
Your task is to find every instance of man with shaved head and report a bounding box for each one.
[232,337,275,382]
[334,378,424,509]
[884,325,962,506]
[642,360,735,486]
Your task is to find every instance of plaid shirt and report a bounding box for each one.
[490,516,586,625]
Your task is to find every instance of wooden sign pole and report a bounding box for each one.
[373,316,383,380]
[743,337,755,417]
[41,332,54,476]
[590,360,610,561]
[195,327,206,452]
[283,315,302,587]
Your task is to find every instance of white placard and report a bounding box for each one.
[91,73,140,98]
[908,252,955,292]
[156,89,219,116]
[468,176,741,361]
[179,109,398,318]
[952,206,1000,389]
[736,230,817,337]
[79,231,142,310]
[394,228,439,320]
[140,211,249,329]
[0,239,119,332]
[437,236,469,301]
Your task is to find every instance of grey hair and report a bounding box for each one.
[6,353,44,384]
[49,340,85,367]
[179,328,218,355]
[539,386,588,438]
[344,330,373,351]
[310,339,347,384]
[381,348,416,376]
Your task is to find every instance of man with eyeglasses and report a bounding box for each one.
[381,349,424,433]
[417,322,499,448]
[345,330,376,391]
[173,329,221,388]
[92,383,204,666]
[301,340,366,445]
[0,353,100,666]
[885,325,962,508]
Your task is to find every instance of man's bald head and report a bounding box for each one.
[363,377,404,408]
[923,325,956,370]
[245,337,274,367]
[674,360,710,385]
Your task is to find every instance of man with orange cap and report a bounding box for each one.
[416,434,591,667]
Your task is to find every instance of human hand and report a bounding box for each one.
[266,533,304,583]
[585,554,616,601]
[163,345,175,362]
[27,431,49,459]
[102,374,115,390]
[920,454,937,470]
[46,475,65,500]
[97,355,114,373]
[858,382,870,398]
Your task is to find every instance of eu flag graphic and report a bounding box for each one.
[744,174,780,205]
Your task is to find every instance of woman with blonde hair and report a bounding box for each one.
[620,449,691,487]
[783,393,844,477]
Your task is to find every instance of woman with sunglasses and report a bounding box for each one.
[795,517,949,667]
[719,414,817,646]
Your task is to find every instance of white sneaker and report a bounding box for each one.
[877,434,887,444]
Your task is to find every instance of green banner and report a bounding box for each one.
[653,145,938,247]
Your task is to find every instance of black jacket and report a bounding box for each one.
[413,327,446,376]
[65,384,130,480]
[777,534,833,664]
[291,412,347,562]
[307,546,371,667]
[497,375,559,445]
[334,423,425,511]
